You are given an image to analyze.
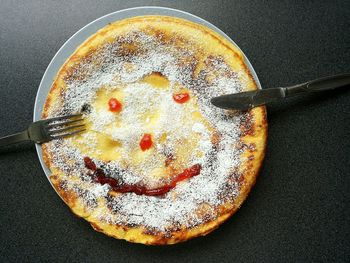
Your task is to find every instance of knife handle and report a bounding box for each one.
[284,73,350,97]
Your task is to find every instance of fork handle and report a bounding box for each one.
[0,130,30,147]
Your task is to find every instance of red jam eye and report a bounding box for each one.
[140,133,153,151]
[108,98,122,112]
[173,92,190,103]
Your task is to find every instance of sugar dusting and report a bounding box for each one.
[45,28,251,232]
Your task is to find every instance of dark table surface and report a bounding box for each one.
[1,1,349,262]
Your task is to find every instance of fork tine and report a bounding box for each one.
[46,114,82,124]
[46,118,84,128]
[51,129,86,139]
[49,124,86,135]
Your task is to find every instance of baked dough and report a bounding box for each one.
[42,16,267,245]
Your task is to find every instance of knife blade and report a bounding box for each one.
[210,88,286,110]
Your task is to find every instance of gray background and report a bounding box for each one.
[0,0,349,262]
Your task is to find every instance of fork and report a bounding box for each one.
[0,114,85,147]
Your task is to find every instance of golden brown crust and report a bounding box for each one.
[42,16,267,245]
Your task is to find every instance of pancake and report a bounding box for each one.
[42,16,267,245]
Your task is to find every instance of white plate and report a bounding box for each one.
[33,6,261,196]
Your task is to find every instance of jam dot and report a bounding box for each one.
[84,157,96,171]
[173,92,190,103]
[108,98,122,112]
[140,133,153,151]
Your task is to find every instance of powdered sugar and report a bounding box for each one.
[90,108,116,132]
[45,27,251,232]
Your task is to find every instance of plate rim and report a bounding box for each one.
[33,6,262,196]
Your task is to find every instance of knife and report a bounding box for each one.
[211,73,350,110]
